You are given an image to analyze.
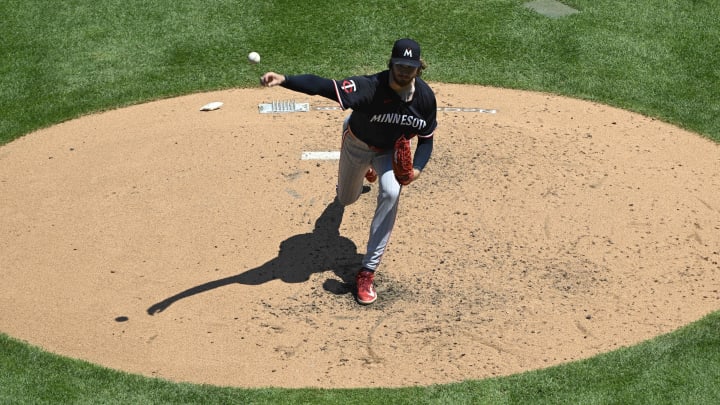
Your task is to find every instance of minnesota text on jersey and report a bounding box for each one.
[369,113,427,131]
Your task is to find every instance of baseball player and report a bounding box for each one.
[260,38,438,305]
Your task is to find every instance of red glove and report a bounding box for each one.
[392,136,414,185]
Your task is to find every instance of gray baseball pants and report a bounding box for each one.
[336,116,402,272]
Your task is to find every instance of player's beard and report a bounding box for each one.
[391,68,416,88]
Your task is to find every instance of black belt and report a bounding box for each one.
[345,125,386,152]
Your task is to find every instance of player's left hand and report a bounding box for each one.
[392,136,415,185]
[411,168,421,182]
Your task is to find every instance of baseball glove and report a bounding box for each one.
[392,136,414,185]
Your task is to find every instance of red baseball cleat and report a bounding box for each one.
[355,269,377,305]
[365,167,377,183]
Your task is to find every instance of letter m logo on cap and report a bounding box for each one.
[391,38,422,67]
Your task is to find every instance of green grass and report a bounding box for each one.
[1,0,719,403]
[3,312,719,404]
[2,0,719,145]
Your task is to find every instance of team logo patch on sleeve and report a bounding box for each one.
[341,80,357,93]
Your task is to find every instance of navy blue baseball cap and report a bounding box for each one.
[390,38,422,67]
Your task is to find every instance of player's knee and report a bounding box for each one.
[378,183,401,204]
[337,194,358,206]
[336,187,361,206]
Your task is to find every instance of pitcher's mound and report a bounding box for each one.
[0,84,718,388]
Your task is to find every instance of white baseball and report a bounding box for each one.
[248,51,261,64]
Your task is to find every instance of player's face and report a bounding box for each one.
[391,63,419,87]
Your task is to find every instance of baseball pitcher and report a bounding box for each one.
[261,38,438,305]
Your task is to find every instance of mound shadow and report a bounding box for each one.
[147,198,363,315]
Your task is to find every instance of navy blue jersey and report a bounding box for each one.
[282,71,437,151]
[333,70,437,150]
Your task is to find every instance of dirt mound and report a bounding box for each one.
[1,84,718,388]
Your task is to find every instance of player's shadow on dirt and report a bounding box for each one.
[147,197,362,315]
